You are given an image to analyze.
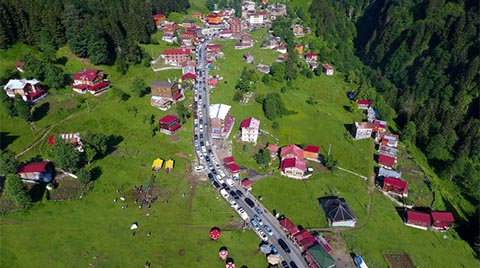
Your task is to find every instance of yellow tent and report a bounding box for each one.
[164,159,174,171]
[152,158,163,171]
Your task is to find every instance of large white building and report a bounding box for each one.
[240,117,260,143]
[209,104,235,139]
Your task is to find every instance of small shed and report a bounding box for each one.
[431,211,455,230]
[152,158,164,171]
[241,179,252,190]
[164,159,174,172]
[405,210,431,230]
[322,64,334,76]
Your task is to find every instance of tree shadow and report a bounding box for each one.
[32,102,50,122]
[442,195,478,252]
[343,123,353,134]
[63,73,73,86]
[394,207,407,222]
[90,166,103,181]
[106,134,123,155]
[343,105,352,113]
[0,132,19,150]
[28,183,46,202]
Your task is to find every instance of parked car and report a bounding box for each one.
[254,207,263,215]
[250,219,260,231]
[245,198,255,208]
[278,238,291,254]
[253,214,263,225]
[258,229,268,241]
[289,261,298,268]
[281,261,290,268]
[235,190,243,197]
[263,225,273,236]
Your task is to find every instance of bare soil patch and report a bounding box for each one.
[384,253,414,268]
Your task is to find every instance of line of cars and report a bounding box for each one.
[193,38,303,268]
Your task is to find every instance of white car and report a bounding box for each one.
[257,229,268,241]
[229,199,238,208]
[194,165,205,172]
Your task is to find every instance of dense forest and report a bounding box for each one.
[0,0,190,67]
[306,0,479,252]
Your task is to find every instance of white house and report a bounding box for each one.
[248,13,264,25]
[351,122,374,140]
[240,117,260,143]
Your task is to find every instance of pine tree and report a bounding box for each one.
[5,174,31,207]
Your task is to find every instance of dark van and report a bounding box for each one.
[244,197,255,208]
[278,238,291,254]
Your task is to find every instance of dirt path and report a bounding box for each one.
[15,112,86,158]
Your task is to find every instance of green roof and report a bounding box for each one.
[308,244,336,268]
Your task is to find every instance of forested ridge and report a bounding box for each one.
[305,0,479,252]
[0,0,190,66]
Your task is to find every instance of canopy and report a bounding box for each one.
[219,249,228,260]
[226,262,235,268]
[260,244,271,255]
[130,222,138,230]
[267,254,280,265]
[209,227,221,240]
[165,159,174,170]
[152,158,163,169]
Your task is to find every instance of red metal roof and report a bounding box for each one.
[378,154,396,167]
[322,63,334,70]
[384,177,407,189]
[356,100,372,106]
[26,89,46,100]
[279,218,295,230]
[181,73,196,80]
[17,162,49,173]
[305,53,318,57]
[407,210,431,224]
[48,135,55,145]
[159,115,179,124]
[304,145,319,154]
[431,211,454,223]
[224,156,235,164]
[266,144,279,152]
[280,157,307,171]
[88,81,110,91]
[288,226,300,236]
[241,179,252,188]
[173,92,183,101]
[73,69,99,81]
[280,144,304,159]
[226,163,240,173]
[163,49,190,55]
[298,236,317,249]
[168,123,181,132]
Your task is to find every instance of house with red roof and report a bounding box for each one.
[206,44,223,54]
[294,230,317,250]
[279,217,295,232]
[292,24,305,37]
[275,43,287,54]
[378,133,399,148]
[373,119,387,133]
[226,163,241,175]
[209,77,219,88]
[162,48,191,66]
[153,14,165,27]
[48,133,84,152]
[17,162,53,183]
[351,121,374,140]
[181,73,196,80]
[305,53,318,62]
[322,64,334,76]
[240,117,260,144]
[382,177,408,197]
[72,69,110,95]
[405,210,431,230]
[378,153,397,169]
[224,156,236,165]
[280,157,307,179]
[241,179,253,190]
[3,78,47,103]
[229,18,242,33]
[303,145,319,161]
[431,211,455,230]
[266,144,279,158]
[280,144,304,160]
[356,100,372,109]
[159,115,181,135]
[206,13,222,25]
[150,80,183,110]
